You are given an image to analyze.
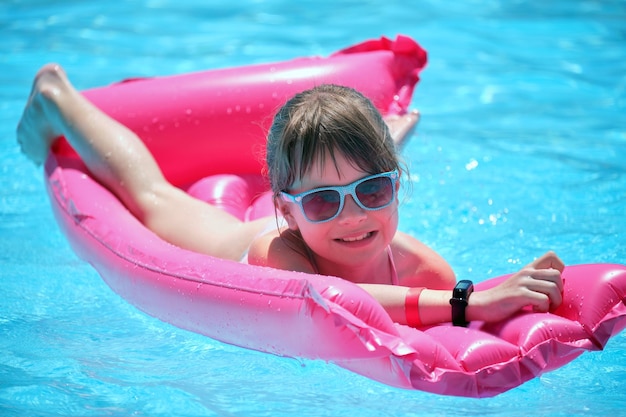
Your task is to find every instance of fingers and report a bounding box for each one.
[528,250,565,272]
[516,265,563,310]
[523,291,551,313]
[480,252,566,321]
[528,269,563,308]
[528,252,565,309]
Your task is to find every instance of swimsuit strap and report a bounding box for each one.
[387,245,399,285]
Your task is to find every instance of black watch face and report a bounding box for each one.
[454,280,473,298]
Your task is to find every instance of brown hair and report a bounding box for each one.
[266,84,401,196]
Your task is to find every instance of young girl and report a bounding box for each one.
[18,64,564,327]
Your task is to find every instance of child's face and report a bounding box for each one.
[279,151,399,273]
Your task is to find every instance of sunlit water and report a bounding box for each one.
[1,1,625,416]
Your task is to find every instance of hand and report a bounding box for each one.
[469,251,565,322]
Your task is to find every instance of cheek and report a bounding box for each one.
[297,221,326,241]
[379,204,400,234]
[286,210,327,245]
[296,222,335,255]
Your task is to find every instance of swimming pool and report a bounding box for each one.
[2,0,625,416]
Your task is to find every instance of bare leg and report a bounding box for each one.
[17,64,169,217]
[384,110,420,148]
[17,64,269,260]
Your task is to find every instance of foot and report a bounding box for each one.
[384,109,420,148]
[17,64,72,165]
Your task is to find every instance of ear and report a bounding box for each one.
[275,197,300,231]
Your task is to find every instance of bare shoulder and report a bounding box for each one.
[391,231,456,289]
[247,229,317,274]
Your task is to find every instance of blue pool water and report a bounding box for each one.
[2,1,625,416]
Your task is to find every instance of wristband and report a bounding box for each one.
[405,287,424,328]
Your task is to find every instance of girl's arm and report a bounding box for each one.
[251,224,564,326]
[360,251,564,325]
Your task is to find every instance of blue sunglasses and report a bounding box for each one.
[281,170,399,223]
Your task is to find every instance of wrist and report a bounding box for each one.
[465,290,488,322]
[405,287,424,328]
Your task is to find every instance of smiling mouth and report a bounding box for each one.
[337,232,373,243]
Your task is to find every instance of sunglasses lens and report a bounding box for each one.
[356,177,393,209]
[301,190,341,222]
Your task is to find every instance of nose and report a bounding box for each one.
[336,195,366,223]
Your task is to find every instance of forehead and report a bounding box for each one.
[290,150,370,192]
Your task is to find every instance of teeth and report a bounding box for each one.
[341,232,371,242]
